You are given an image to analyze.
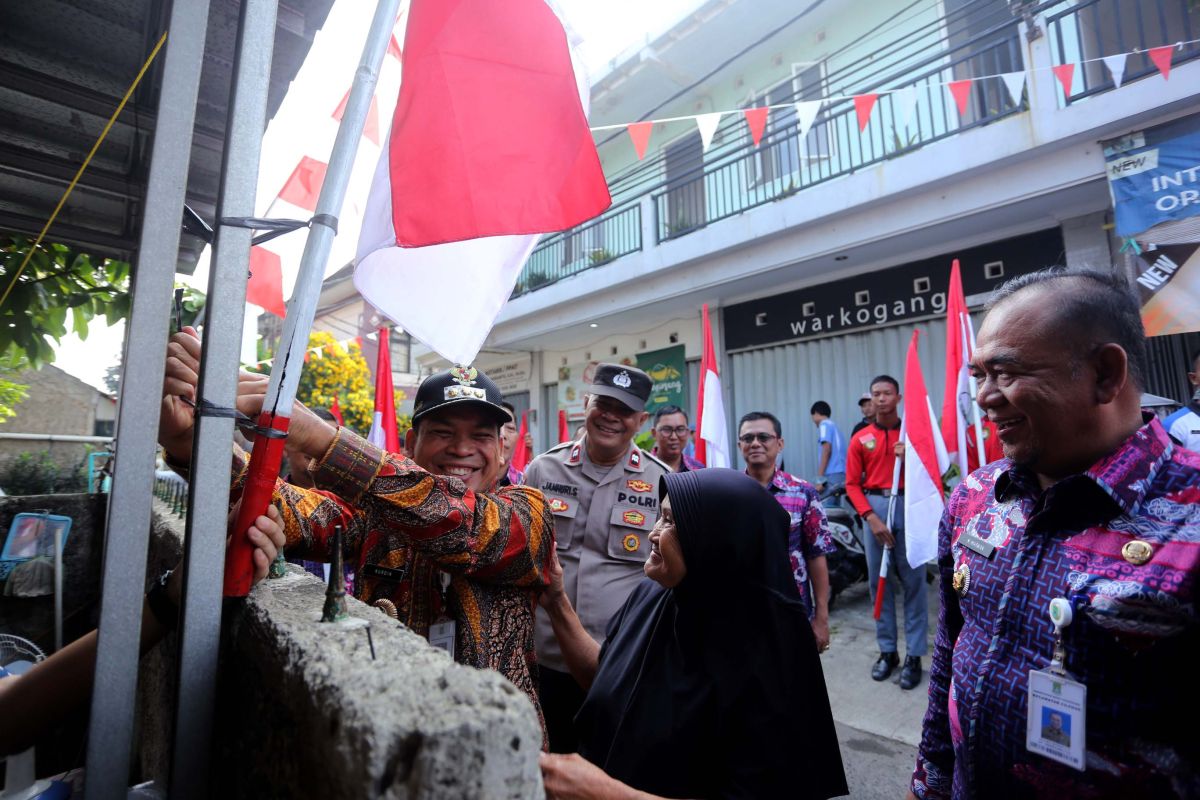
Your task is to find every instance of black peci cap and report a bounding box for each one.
[588,363,652,412]
[412,365,510,426]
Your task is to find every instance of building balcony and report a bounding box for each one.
[509,0,1200,302]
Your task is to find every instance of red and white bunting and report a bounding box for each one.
[999,71,1026,106]
[695,112,723,151]
[1103,53,1127,88]
[628,121,654,159]
[947,78,973,116]
[854,93,878,131]
[795,99,823,139]
[1148,45,1174,79]
[743,106,769,146]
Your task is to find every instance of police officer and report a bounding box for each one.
[526,363,669,752]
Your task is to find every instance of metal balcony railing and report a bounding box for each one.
[511,201,641,297]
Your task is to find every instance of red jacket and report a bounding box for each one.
[845,421,903,516]
[965,419,1004,473]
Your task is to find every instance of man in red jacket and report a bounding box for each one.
[845,374,928,690]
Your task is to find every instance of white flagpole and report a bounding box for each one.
[224,0,402,595]
[874,419,905,621]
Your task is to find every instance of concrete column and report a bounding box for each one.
[1061,211,1114,271]
[640,195,657,251]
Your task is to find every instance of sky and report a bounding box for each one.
[51,0,706,393]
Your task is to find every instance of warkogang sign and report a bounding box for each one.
[723,229,1063,351]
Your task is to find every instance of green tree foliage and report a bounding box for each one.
[0,450,89,495]
[0,235,205,368]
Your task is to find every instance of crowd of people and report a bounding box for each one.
[2,266,1197,799]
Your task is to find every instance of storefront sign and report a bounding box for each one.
[485,356,531,393]
[1135,242,1200,336]
[1105,114,1200,238]
[635,345,686,416]
[724,229,1063,351]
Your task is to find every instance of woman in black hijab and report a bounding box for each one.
[539,469,847,799]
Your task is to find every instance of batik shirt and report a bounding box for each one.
[651,447,705,472]
[912,416,1200,799]
[759,469,836,617]
[231,428,554,736]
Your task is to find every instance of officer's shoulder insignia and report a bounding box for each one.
[627,449,642,469]
[544,440,574,455]
[568,443,583,464]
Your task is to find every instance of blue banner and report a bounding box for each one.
[1105,114,1200,238]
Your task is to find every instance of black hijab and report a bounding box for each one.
[575,469,847,799]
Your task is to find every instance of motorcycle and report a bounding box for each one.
[819,485,868,606]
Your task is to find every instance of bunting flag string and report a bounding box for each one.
[593,39,1195,158]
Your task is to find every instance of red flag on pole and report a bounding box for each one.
[330,394,344,427]
[695,304,729,467]
[367,327,400,453]
[941,259,987,477]
[904,330,950,568]
[512,410,530,473]
[558,409,570,443]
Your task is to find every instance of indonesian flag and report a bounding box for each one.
[695,304,730,468]
[354,0,611,364]
[941,259,983,477]
[558,409,570,443]
[904,330,951,568]
[367,327,400,453]
[330,394,344,427]
[512,410,530,473]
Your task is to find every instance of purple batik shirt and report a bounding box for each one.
[912,416,1200,799]
[757,469,835,618]
[650,447,705,472]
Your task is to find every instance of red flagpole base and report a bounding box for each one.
[223,411,289,597]
[872,576,887,621]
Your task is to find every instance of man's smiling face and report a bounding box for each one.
[407,406,501,491]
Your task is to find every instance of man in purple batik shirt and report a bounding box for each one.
[738,411,835,653]
[909,269,1200,799]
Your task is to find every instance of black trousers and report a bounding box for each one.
[537,665,587,754]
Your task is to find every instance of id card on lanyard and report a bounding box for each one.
[428,571,456,660]
[1025,597,1086,770]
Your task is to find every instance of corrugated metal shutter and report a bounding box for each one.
[727,315,980,479]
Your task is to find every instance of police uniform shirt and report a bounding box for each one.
[526,436,670,671]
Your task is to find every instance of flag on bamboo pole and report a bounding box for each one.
[904,331,950,568]
[355,0,611,365]
[367,327,400,453]
[695,304,729,468]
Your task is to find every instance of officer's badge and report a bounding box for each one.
[623,510,646,526]
[628,450,641,468]
[548,497,570,514]
[863,435,877,451]
[952,562,971,597]
[568,444,582,464]
[626,479,653,493]
[622,533,640,552]
[449,365,478,385]
[614,371,632,388]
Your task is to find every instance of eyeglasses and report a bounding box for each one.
[657,426,689,437]
[738,432,778,445]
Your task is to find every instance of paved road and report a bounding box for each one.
[822,573,941,798]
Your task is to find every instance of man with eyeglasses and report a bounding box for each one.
[649,404,704,472]
[526,363,670,752]
[738,411,834,654]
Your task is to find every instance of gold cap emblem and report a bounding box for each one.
[1121,540,1153,566]
[449,365,478,385]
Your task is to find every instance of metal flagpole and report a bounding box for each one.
[224,0,402,596]
[84,2,212,795]
[873,421,905,621]
[169,0,278,794]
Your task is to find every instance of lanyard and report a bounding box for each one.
[1047,597,1073,675]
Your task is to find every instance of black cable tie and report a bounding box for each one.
[310,213,338,234]
[191,398,288,440]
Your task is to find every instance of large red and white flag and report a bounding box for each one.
[355,0,611,364]
[512,411,530,473]
[368,327,400,453]
[905,330,951,568]
[695,304,730,468]
[940,259,987,476]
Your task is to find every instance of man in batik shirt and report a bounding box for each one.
[738,411,835,652]
[160,335,553,736]
[910,269,1200,799]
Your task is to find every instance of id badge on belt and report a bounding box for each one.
[1025,597,1086,770]
[428,571,456,660]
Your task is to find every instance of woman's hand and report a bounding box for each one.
[541,753,631,800]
